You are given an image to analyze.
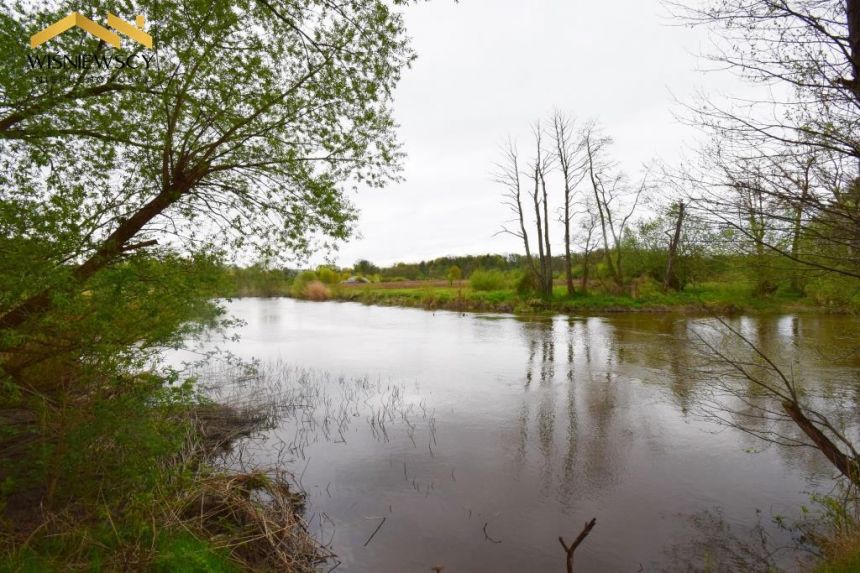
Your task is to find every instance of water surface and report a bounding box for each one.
[185,299,860,572]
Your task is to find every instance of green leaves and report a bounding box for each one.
[0,0,420,385]
[2,0,416,270]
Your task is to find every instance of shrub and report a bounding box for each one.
[631,275,661,298]
[470,269,507,291]
[290,271,317,298]
[303,281,331,301]
[316,267,339,285]
[515,270,539,295]
[805,276,860,308]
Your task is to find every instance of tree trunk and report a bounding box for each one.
[663,202,685,292]
[783,400,860,486]
[581,250,590,294]
[540,170,553,297]
[517,179,539,285]
[564,197,573,296]
[790,179,809,293]
[532,166,547,296]
[0,184,183,333]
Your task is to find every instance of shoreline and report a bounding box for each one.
[224,290,854,317]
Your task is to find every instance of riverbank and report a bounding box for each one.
[0,393,326,572]
[275,280,856,315]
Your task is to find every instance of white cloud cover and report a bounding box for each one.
[326,0,746,268]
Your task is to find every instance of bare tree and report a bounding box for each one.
[495,139,540,283]
[671,0,860,486]
[552,111,588,296]
[530,122,556,297]
[690,316,859,486]
[584,125,645,288]
[495,126,556,298]
[670,0,860,280]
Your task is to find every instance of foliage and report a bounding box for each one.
[0,0,423,568]
[469,269,507,291]
[227,265,293,297]
[515,269,539,296]
[316,267,340,286]
[446,265,461,285]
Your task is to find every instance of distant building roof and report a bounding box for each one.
[341,276,370,284]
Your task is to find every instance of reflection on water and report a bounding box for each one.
[180,299,860,572]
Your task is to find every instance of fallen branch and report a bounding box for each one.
[559,517,597,573]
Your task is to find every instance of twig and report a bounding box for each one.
[559,517,597,573]
[363,517,386,547]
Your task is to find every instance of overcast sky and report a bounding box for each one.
[326,0,742,268]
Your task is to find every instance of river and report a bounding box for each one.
[177,298,860,572]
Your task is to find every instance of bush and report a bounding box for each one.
[631,275,661,298]
[290,271,317,298]
[805,276,860,308]
[515,270,539,295]
[316,267,340,285]
[303,281,331,301]
[470,269,507,291]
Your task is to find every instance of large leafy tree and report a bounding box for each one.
[0,0,417,386]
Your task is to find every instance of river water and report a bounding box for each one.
[180,298,860,572]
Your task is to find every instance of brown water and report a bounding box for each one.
[183,298,860,572]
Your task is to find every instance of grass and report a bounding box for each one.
[328,278,830,315]
[0,375,327,573]
[816,538,860,573]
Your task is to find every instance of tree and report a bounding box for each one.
[671,0,860,281]
[663,201,685,292]
[673,0,860,486]
[447,265,461,286]
[0,0,418,387]
[529,122,555,297]
[495,139,541,292]
[495,124,556,298]
[354,259,380,276]
[552,111,587,296]
[584,124,645,288]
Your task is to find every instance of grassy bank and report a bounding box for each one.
[0,377,325,572]
[266,278,856,315]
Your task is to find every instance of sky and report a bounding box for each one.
[327,0,743,268]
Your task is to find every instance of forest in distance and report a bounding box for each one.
[1,0,860,571]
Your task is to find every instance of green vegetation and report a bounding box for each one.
[1,0,417,569]
[224,248,860,314]
[446,265,461,286]
[469,269,507,292]
[0,0,858,568]
[330,277,833,315]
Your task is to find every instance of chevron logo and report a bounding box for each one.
[30,13,152,49]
